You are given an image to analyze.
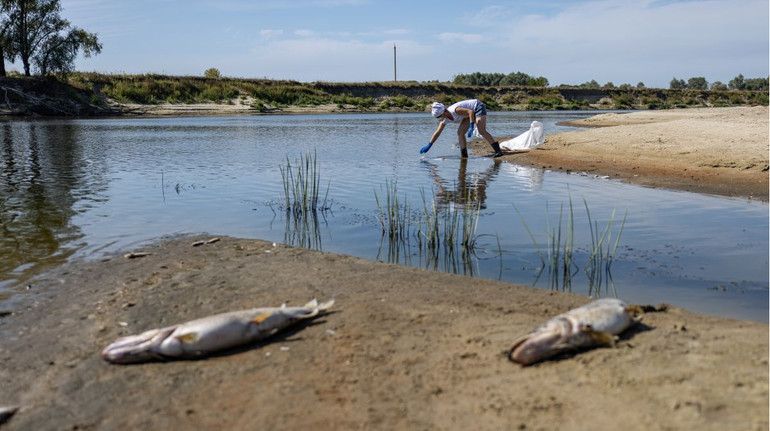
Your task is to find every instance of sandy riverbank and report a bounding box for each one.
[481,106,769,201]
[0,235,767,430]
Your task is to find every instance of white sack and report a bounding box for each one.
[500,121,545,151]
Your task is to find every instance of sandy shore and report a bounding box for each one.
[0,236,767,430]
[486,106,769,201]
[0,107,767,430]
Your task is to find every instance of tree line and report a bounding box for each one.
[0,0,101,77]
[452,71,768,91]
[670,74,768,91]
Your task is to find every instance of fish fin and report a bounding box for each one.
[251,312,272,324]
[315,299,335,311]
[625,305,644,323]
[303,298,319,309]
[581,325,616,346]
[175,332,200,344]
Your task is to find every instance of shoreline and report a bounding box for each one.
[475,106,769,201]
[0,235,766,430]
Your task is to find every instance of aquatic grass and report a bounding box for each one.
[277,149,331,251]
[374,179,411,241]
[283,208,325,251]
[416,186,482,270]
[279,149,330,216]
[374,179,414,264]
[373,182,486,275]
[583,199,628,296]
[516,196,626,294]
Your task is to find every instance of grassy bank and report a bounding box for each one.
[1,72,767,116]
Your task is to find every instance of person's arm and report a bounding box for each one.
[454,107,475,124]
[421,121,446,154]
[430,121,446,143]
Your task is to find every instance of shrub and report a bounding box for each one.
[204,68,221,78]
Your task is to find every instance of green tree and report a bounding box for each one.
[710,81,727,91]
[579,79,600,89]
[0,2,11,76]
[204,67,221,78]
[687,77,708,90]
[744,77,768,91]
[728,74,745,90]
[669,77,686,89]
[1,0,101,76]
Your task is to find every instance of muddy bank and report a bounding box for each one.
[0,236,767,430]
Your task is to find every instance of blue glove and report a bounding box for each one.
[466,122,475,138]
[419,142,433,154]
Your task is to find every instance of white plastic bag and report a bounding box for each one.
[500,121,545,151]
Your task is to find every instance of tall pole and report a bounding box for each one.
[393,44,397,82]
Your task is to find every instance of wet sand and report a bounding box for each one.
[484,106,769,201]
[0,107,767,430]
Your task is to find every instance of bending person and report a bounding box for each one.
[420,99,503,158]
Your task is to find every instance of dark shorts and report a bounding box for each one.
[475,103,487,117]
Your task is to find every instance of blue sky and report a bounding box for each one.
[31,0,769,88]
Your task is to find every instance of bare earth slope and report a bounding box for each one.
[0,236,767,430]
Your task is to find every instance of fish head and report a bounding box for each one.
[100,327,175,364]
[508,318,571,366]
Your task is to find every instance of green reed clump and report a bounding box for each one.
[279,149,330,216]
[372,181,484,274]
[374,179,411,241]
[583,199,627,296]
[517,196,626,293]
[417,187,481,258]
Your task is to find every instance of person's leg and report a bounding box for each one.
[475,115,502,157]
[475,115,495,145]
[457,119,469,158]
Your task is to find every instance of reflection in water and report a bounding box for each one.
[281,209,326,250]
[375,158,505,277]
[0,122,98,291]
[425,158,501,210]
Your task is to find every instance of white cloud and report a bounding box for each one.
[260,29,284,39]
[437,33,483,43]
[478,0,769,86]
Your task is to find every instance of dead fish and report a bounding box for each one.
[509,298,642,366]
[101,298,334,364]
[0,406,18,425]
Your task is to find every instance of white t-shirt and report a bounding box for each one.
[442,99,482,124]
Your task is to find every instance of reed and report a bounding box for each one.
[416,187,481,261]
[374,179,411,241]
[279,149,330,216]
[583,199,628,296]
[516,197,626,294]
[373,182,484,275]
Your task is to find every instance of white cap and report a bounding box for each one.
[431,102,445,118]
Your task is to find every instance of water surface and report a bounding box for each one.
[1,112,767,321]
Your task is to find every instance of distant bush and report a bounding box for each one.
[204,68,221,78]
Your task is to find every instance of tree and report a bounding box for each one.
[669,77,686,89]
[710,81,727,91]
[743,77,768,91]
[687,77,708,90]
[1,0,101,76]
[0,2,11,76]
[728,74,745,90]
[204,67,221,78]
